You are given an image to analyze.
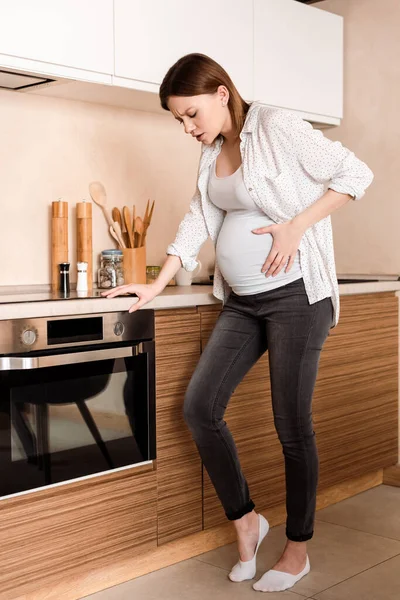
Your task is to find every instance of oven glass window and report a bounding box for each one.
[0,353,152,496]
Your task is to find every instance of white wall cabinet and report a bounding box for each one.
[114,0,254,101]
[0,0,343,125]
[254,0,343,121]
[0,0,114,77]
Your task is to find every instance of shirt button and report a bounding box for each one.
[249,187,253,192]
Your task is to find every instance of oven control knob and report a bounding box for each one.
[114,322,125,337]
[20,327,38,346]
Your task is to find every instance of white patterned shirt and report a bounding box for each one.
[166,103,374,327]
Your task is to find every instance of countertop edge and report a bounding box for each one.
[1,282,400,320]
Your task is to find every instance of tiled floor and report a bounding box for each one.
[83,485,400,600]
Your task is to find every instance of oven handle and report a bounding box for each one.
[0,344,145,371]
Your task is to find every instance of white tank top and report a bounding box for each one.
[208,160,302,296]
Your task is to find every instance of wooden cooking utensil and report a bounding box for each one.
[113,220,126,248]
[142,199,155,245]
[109,225,121,247]
[135,216,145,247]
[89,182,125,247]
[113,207,130,247]
[89,181,113,228]
[132,205,136,242]
[123,206,135,249]
[112,207,122,230]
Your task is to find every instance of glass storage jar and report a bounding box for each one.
[98,249,125,289]
[146,265,161,284]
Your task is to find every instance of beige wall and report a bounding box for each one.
[0,89,214,286]
[320,0,400,275]
[0,0,398,287]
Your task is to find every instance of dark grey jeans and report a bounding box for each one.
[183,277,333,542]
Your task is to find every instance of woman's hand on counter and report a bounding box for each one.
[101,283,159,313]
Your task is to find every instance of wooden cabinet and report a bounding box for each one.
[0,465,157,598]
[114,0,254,100]
[314,293,398,487]
[155,308,203,545]
[200,293,398,528]
[0,0,113,75]
[254,0,343,121]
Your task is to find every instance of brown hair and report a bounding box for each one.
[159,53,250,138]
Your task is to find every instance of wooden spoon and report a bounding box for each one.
[109,225,121,248]
[89,181,114,230]
[112,207,122,230]
[123,206,134,248]
[112,220,126,248]
[135,216,144,247]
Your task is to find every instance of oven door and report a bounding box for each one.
[0,342,155,497]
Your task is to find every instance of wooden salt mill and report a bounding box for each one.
[76,200,93,288]
[51,199,68,290]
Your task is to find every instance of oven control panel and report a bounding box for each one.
[0,310,154,354]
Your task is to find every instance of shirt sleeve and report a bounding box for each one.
[166,187,209,271]
[267,109,374,201]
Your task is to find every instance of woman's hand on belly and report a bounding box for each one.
[252,220,305,277]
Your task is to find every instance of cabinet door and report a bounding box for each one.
[314,292,398,488]
[254,0,343,119]
[0,0,113,74]
[155,309,203,545]
[114,0,253,100]
[0,465,157,596]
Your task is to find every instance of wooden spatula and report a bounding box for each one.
[135,217,144,247]
[123,206,134,248]
[142,199,155,246]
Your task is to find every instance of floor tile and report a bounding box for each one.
[316,485,400,540]
[314,554,400,600]
[82,558,307,600]
[195,520,400,598]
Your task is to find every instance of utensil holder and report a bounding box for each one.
[123,246,146,284]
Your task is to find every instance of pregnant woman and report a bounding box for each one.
[102,53,373,593]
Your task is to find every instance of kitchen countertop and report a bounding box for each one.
[0,281,400,320]
[0,285,218,320]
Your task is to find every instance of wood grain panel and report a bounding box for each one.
[155,311,203,544]
[2,471,382,600]
[201,293,398,528]
[314,293,398,487]
[0,465,157,600]
[383,464,400,487]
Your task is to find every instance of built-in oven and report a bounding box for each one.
[0,310,156,498]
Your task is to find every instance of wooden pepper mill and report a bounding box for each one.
[76,200,93,289]
[51,199,68,290]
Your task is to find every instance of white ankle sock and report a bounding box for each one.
[253,555,310,592]
[228,514,270,583]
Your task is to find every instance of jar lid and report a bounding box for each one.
[101,249,123,257]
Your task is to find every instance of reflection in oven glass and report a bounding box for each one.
[11,372,133,460]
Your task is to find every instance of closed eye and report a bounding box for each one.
[175,112,197,124]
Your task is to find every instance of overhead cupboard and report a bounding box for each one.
[0,0,343,124]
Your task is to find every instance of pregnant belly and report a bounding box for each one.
[216,211,300,293]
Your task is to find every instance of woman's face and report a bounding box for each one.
[167,87,229,145]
